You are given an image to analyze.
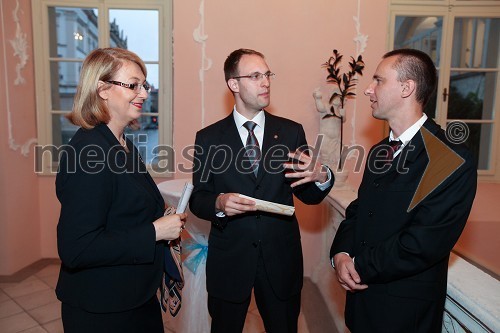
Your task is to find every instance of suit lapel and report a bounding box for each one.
[130,145,165,208]
[219,113,247,167]
[374,118,440,178]
[256,112,282,184]
[218,111,288,184]
[219,114,244,149]
[404,118,441,164]
[95,124,165,209]
[215,114,258,181]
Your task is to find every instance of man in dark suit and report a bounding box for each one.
[330,49,477,333]
[189,48,333,332]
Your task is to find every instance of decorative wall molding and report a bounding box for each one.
[1,0,38,156]
[10,0,28,85]
[193,0,212,128]
[353,0,368,56]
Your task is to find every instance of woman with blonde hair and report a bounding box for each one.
[56,48,185,333]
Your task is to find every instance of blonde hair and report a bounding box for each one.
[67,48,147,129]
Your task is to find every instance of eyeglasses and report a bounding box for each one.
[106,80,151,93]
[232,71,276,81]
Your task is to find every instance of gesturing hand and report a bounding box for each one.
[283,150,328,187]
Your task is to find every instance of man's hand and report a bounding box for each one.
[216,193,257,216]
[333,253,368,292]
[283,151,328,187]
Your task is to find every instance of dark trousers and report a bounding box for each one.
[61,296,164,333]
[208,249,301,333]
[346,289,445,333]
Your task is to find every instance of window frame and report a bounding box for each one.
[32,0,173,177]
[390,0,500,6]
[389,2,500,182]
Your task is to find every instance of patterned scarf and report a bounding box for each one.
[160,208,184,316]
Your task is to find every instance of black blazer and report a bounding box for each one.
[55,124,166,313]
[190,112,333,302]
[330,118,477,332]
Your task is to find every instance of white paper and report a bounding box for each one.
[239,194,295,216]
[176,182,194,213]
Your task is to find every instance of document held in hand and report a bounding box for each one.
[239,194,295,216]
[176,182,194,213]
[164,182,193,216]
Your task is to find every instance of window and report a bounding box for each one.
[390,0,500,181]
[32,0,173,176]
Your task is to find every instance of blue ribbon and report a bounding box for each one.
[183,238,208,274]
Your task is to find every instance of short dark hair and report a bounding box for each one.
[383,48,437,106]
[224,48,265,82]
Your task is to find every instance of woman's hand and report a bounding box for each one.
[153,213,187,241]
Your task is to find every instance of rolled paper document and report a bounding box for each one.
[164,182,193,216]
[239,194,295,216]
[177,182,194,214]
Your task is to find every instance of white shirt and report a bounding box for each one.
[389,114,428,158]
[232,106,331,189]
[233,108,265,147]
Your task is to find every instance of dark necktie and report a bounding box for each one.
[243,121,261,176]
[388,139,403,162]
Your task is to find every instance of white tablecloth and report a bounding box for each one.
[157,179,211,333]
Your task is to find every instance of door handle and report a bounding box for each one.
[443,88,448,102]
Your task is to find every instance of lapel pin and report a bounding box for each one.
[274,134,278,139]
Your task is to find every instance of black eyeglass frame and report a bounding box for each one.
[106,80,151,93]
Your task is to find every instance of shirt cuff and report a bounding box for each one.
[331,252,351,269]
[315,165,332,190]
[215,193,226,217]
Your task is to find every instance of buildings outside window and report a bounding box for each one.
[32,0,172,175]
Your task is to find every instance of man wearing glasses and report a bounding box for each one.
[190,48,333,332]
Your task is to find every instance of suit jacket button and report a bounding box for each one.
[361,241,367,246]
[252,242,258,248]
[256,185,261,190]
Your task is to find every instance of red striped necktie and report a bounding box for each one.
[388,139,403,161]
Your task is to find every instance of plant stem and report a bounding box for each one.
[338,115,343,171]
